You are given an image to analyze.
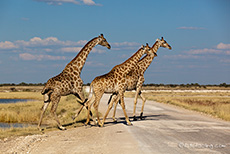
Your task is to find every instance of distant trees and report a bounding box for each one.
[143,83,230,88]
[0,82,45,87]
[0,82,229,87]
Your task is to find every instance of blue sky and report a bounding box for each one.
[0,0,229,84]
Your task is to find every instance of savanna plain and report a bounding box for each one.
[0,85,230,139]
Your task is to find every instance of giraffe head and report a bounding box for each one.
[97,34,111,49]
[155,37,172,50]
[144,43,153,54]
[143,43,158,56]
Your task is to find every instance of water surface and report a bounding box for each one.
[0,122,32,128]
[0,99,33,104]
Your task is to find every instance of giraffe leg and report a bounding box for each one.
[136,78,145,120]
[119,92,132,126]
[139,91,146,120]
[133,89,139,121]
[50,95,66,130]
[85,94,95,125]
[102,94,119,127]
[93,92,103,127]
[112,96,119,122]
[72,105,84,120]
[72,91,86,120]
[37,95,50,131]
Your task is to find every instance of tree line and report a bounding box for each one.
[143,83,230,88]
[0,82,229,88]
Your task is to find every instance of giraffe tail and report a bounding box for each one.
[87,83,93,98]
[40,85,53,104]
[41,86,50,95]
[107,92,118,105]
[41,82,53,95]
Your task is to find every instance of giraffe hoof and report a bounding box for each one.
[97,122,103,127]
[113,119,117,123]
[59,126,67,130]
[84,123,92,128]
[140,116,145,120]
[99,124,104,127]
[140,112,143,120]
[127,122,133,126]
[37,127,44,132]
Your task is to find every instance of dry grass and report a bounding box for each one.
[125,90,230,121]
[0,92,43,100]
[0,126,41,139]
[0,92,90,139]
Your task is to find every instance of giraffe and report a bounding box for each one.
[83,44,153,127]
[109,37,172,122]
[38,34,111,130]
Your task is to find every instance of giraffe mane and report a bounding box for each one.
[67,36,98,65]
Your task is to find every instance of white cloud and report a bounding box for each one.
[112,42,140,47]
[19,53,66,61]
[0,37,87,52]
[163,54,200,60]
[111,42,140,51]
[0,37,142,54]
[226,51,230,55]
[82,0,95,5]
[217,43,230,49]
[186,43,230,55]
[189,48,222,54]
[178,26,205,30]
[0,41,18,49]
[86,61,104,67]
[34,0,101,6]
[0,37,146,61]
[163,42,230,61]
[15,37,83,47]
[91,48,106,53]
[60,47,82,52]
[220,59,230,63]
[34,0,80,5]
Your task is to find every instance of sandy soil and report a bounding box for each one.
[1,124,140,154]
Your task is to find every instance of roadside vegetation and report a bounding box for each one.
[0,92,90,139]
[125,90,230,121]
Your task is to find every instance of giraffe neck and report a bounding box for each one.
[138,41,161,73]
[65,37,99,73]
[152,41,161,53]
[119,47,146,75]
[138,54,155,74]
[138,41,160,73]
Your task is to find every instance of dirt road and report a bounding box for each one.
[1,94,230,154]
